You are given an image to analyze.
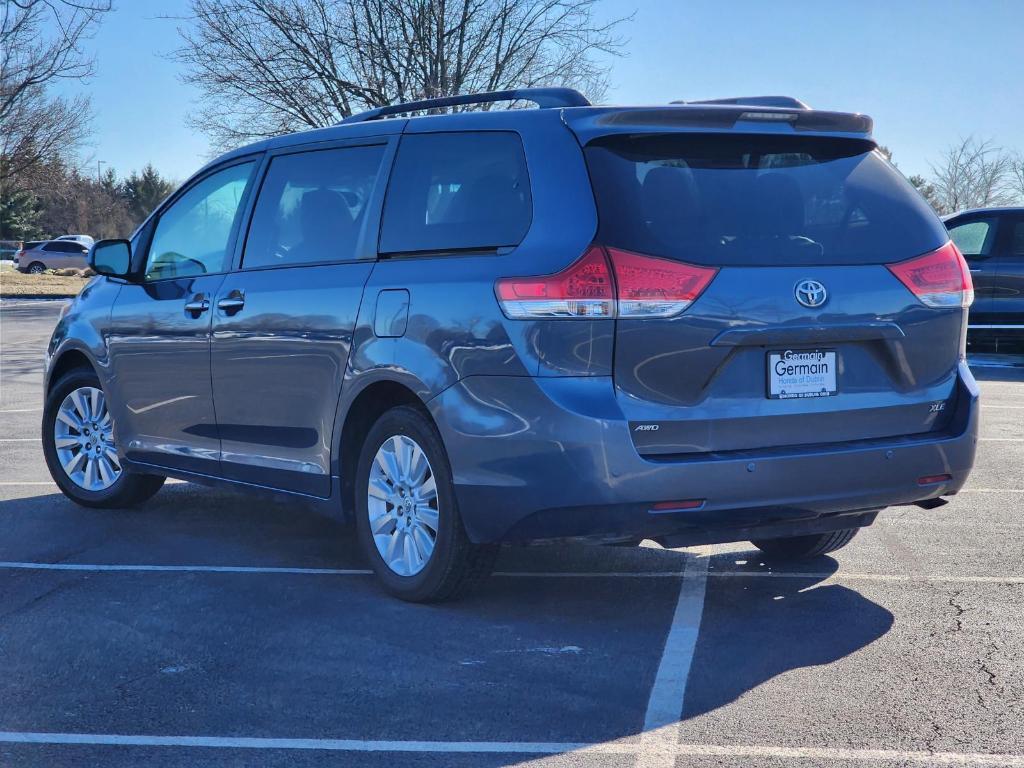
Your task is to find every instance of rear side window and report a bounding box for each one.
[43,242,84,253]
[1010,220,1024,257]
[948,218,996,256]
[243,144,385,268]
[379,132,532,255]
[584,134,948,266]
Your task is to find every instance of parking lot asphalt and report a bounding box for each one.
[1,299,1022,768]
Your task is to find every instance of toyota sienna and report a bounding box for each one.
[42,89,979,601]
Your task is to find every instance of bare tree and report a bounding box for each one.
[0,0,111,190]
[1011,153,1024,203]
[173,0,629,151]
[929,137,1015,215]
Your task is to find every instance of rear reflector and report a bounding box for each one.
[495,245,717,320]
[650,499,705,512]
[887,242,974,309]
[918,473,952,486]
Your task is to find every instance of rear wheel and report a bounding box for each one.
[42,368,165,508]
[27,262,45,274]
[354,405,496,602]
[751,528,858,560]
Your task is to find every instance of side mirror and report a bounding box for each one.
[89,239,132,278]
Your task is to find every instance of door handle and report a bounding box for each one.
[217,290,245,315]
[184,294,210,317]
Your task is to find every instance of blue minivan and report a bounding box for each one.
[42,89,978,601]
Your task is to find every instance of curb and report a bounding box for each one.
[0,294,76,301]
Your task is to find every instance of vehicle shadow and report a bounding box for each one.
[683,552,894,719]
[494,543,894,723]
[0,488,895,760]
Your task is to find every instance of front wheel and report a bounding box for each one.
[751,528,859,560]
[42,368,165,508]
[355,405,496,602]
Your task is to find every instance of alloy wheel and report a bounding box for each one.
[53,386,121,491]
[367,434,439,576]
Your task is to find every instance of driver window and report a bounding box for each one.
[146,161,256,281]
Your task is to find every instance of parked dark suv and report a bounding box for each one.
[943,207,1024,349]
[43,89,979,601]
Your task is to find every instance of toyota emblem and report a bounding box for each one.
[795,279,828,309]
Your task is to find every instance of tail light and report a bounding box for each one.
[495,245,717,320]
[495,246,614,319]
[887,242,974,309]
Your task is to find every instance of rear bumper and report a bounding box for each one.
[429,362,979,544]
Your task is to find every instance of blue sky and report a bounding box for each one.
[62,0,1023,183]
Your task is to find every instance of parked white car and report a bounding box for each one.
[54,234,95,247]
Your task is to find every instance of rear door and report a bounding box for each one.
[41,241,84,269]
[583,133,961,456]
[210,138,391,496]
[946,213,1001,327]
[989,213,1024,331]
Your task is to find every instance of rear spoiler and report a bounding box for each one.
[562,105,873,143]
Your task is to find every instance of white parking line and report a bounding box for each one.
[982,404,1024,409]
[0,407,42,413]
[0,479,186,487]
[499,570,1024,584]
[638,555,709,768]
[959,488,1024,493]
[0,561,373,575]
[0,731,1021,765]
[979,437,1024,442]
[2,560,1022,584]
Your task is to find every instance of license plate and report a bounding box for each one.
[767,350,837,399]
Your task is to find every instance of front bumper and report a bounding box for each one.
[429,362,979,545]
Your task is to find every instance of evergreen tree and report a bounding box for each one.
[121,164,175,224]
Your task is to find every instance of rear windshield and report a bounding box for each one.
[584,134,947,266]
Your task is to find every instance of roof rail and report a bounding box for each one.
[673,96,811,110]
[340,87,591,125]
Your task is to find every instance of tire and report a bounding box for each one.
[42,368,165,508]
[751,528,859,560]
[354,405,497,602]
[27,262,46,274]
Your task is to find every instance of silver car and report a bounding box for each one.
[14,240,90,273]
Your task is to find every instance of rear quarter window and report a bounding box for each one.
[379,131,532,255]
[584,134,948,266]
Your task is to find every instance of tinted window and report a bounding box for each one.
[948,218,996,256]
[243,145,384,268]
[146,161,255,280]
[584,134,948,266]
[380,132,532,254]
[1010,220,1024,257]
[43,242,85,253]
